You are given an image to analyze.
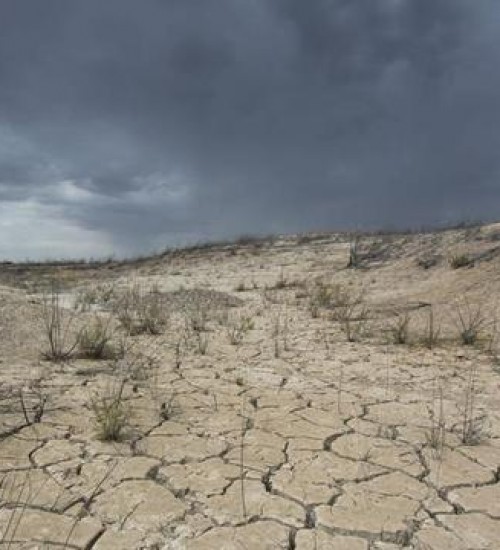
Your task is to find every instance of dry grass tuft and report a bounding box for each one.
[40,283,80,362]
[90,379,129,441]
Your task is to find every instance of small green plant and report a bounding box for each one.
[91,379,128,441]
[460,365,487,445]
[78,315,116,359]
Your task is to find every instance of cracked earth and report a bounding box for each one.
[1,224,500,548]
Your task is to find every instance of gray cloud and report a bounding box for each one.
[1,0,499,258]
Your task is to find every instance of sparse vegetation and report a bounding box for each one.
[451,297,488,346]
[235,281,246,292]
[390,310,411,344]
[115,284,168,335]
[40,283,81,362]
[159,392,177,421]
[78,315,116,359]
[227,314,254,345]
[74,282,117,311]
[195,331,209,355]
[450,253,474,269]
[308,281,335,318]
[274,268,287,289]
[330,286,369,342]
[426,379,446,458]
[18,383,47,427]
[272,312,289,357]
[417,255,440,270]
[119,345,159,383]
[3,222,500,547]
[347,235,361,268]
[459,364,487,445]
[422,305,440,349]
[188,303,210,333]
[90,379,129,441]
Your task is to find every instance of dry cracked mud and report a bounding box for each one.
[1,224,500,548]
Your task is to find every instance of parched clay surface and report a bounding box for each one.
[1,225,500,548]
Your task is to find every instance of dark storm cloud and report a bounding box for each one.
[0,0,499,258]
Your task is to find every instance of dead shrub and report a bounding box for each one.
[115,284,168,336]
[74,282,117,312]
[450,254,473,269]
[347,236,361,268]
[390,310,411,345]
[330,286,369,342]
[273,268,287,289]
[422,305,440,349]
[188,303,210,333]
[227,314,254,345]
[451,297,488,346]
[308,281,335,318]
[426,379,446,458]
[195,331,209,355]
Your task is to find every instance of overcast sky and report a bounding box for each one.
[1,0,499,260]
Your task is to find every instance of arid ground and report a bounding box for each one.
[1,223,500,549]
